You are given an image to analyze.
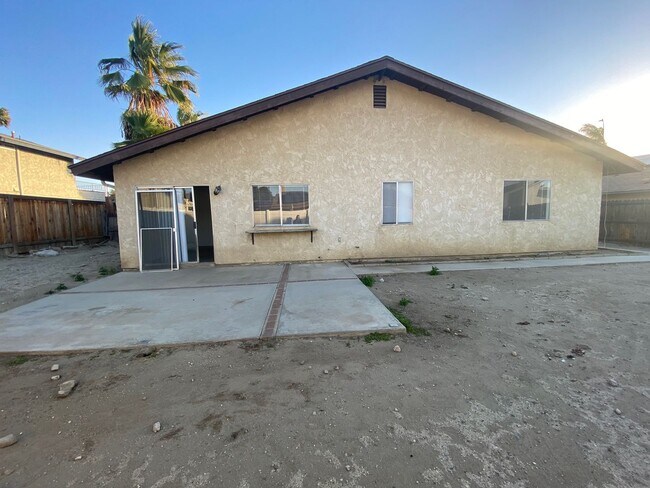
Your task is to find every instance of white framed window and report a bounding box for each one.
[382,181,413,224]
[253,184,309,226]
[503,180,551,221]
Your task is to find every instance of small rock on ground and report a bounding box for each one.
[615,408,622,415]
[0,434,18,448]
[51,364,59,371]
[153,421,161,433]
[607,378,620,387]
[393,345,401,353]
[51,375,60,381]
[58,380,77,398]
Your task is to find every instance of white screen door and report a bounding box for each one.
[137,189,178,271]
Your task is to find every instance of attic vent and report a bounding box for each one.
[373,85,387,108]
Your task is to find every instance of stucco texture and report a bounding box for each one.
[0,145,84,199]
[113,79,603,269]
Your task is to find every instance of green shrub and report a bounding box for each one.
[71,272,85,282]
[5,355,30,366]
[429,266,441,276]
[98,266,117,276]
[364,332,392,343]
[55,283,68,291]
[389,307,431,336]
[360,275,375,287]
[398,297,412,307]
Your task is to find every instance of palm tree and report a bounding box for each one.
[0,107,10,128]
[177,103,203,126]
[113,111,169,148]
[98,17,199,144]
[579,123,606,145]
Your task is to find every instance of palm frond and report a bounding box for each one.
[99,71,125,87]
[0,107,11,128]
[98,57,130,73]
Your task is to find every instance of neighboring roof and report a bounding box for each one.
[603,155,650,195]
[70,56,644,181]
[0,134,83,161]
[635,154,650,165]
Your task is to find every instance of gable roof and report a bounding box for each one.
[1,134,83,162]
[70,56,644,181]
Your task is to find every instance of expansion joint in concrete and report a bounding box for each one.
[260,264,290,339]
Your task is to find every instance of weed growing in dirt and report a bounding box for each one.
[360,275,375,287]
[46,283,68,294]
[98,266,117,276]
[71,272,86,282]
[398,297,412,307]
[364,332,392,343]
[389,307,431,336]
[5,355,30,366]
[429,266,441,276]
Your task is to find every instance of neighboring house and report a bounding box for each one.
[71,57,643,271]
[600,155,650,245]
[602,154,650,201]
[0,134,88,200]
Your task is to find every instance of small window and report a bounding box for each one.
[503,180,551,221]
[253,184,309,226]
[383,181,413,224]
[373,85,387,108]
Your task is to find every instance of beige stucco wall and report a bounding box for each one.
[0,145,84,199]
[114,79,603,269]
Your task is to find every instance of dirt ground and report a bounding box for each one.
[0,263,648,487]
[0,243,121,313]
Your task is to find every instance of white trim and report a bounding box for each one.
[381,181,414,225]
[135,188,178,272]
[251,184,310,227]
[502,179,551,222]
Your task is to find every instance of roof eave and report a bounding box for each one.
[70,56,644,179]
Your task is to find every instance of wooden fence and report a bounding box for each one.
[0,194,108,253]
[600,198,650,246]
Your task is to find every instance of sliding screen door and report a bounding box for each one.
[137,190,177,271]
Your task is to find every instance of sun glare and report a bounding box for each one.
[548,73,650,157]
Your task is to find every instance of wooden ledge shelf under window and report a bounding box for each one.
[246,226,317,245]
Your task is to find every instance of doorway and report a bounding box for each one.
[136,186,214,271]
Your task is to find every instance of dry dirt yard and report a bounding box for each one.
[0,263,648,487]
[0,243,121,313]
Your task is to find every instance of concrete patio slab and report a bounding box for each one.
[277,280,402,337]
[0,284,276,352]
[349,254,650,275]
[288,262,356,282]
[0,263,403,352]
[66,264,284,293]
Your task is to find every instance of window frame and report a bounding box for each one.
[252,183,310,227]
[381,180,414,225]
[502,179,551,222]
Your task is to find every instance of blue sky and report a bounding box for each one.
[2,0,649,162]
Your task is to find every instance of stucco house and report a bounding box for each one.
[71,57,643,271]
[0,134,87,200]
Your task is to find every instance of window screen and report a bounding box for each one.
[253,185,309,226]
[503,180,551,221]
[503,181,526,221]
[383,181,413,224]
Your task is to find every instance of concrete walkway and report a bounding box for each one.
[0,263,403,353]
[349,252,650,275]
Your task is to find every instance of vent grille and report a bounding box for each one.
[373,85,387,108]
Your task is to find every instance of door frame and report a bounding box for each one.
[135,187,179,272]
[174,186,200,264]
